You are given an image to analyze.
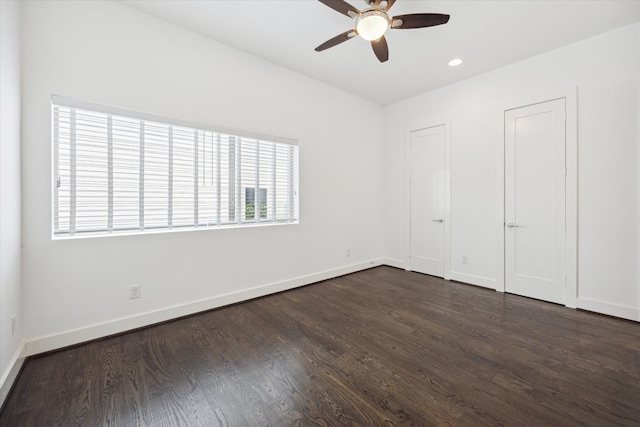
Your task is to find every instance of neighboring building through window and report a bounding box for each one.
[52,96,299,238]
[245,188,268,220]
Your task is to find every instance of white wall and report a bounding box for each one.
[384,23,640,321]
[0,0,24,403]
[20,0,385,354]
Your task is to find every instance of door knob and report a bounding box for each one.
[432,219,444,223]
[506,223,519,228]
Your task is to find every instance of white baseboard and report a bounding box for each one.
[449,271,497,290]
[381,258,406,270]
[0,342,25,408]
[577,297,640,322]
[23,260,385,358]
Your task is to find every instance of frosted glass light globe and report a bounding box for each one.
[357,12,390,41]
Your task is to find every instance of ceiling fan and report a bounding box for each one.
[315,0,450,63]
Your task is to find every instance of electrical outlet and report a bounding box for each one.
[129,284,141,299]
[11,316,16,336]
[346,249,351,257]
[462,255,469,265]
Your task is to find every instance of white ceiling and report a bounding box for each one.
[119,0,640,106]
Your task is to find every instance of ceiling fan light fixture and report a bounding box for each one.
[316,0,451,63]
[356,11,390,41]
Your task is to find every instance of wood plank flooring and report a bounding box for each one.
[1,266,639,426]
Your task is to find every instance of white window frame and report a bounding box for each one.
[52,95,299,238]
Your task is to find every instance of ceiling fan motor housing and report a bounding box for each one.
[363,0,388,8]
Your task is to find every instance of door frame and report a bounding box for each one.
[405,119,452,280]
[498,87,578,308]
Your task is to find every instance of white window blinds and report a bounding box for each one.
[52,97,299,238]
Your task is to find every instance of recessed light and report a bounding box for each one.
[448,58,463,67]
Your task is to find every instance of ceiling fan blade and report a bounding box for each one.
[371,36,389,63]
[391,13,450,29]
[315,30,356,52]
[318,0,361,18]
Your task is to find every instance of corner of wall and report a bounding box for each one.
[0,0,24,409]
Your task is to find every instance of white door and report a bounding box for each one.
[505,99,566,304]
[410,125,445,277]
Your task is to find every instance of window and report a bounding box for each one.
[52,96,299,238]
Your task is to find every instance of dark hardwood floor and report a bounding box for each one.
[1,266,639,426]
